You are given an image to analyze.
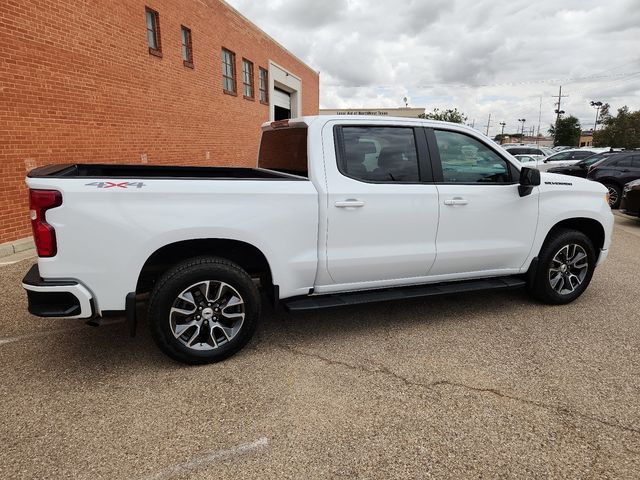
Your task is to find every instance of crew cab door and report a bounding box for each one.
[427,128,538,276]
[320,123,439,286]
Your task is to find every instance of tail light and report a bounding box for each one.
[29,189,62,257]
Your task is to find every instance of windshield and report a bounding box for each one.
[580,153,616,167]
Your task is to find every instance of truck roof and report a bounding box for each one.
[261,115,481,134]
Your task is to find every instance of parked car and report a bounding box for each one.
[547,152,621,178]
[514,154,545,169]
[539,147,556,157]
[538,148,603,172]
[620,179,640,217]
[504,146,548,157]
[22,116,614,364]
[587,151,640,208]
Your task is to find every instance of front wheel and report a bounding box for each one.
[148,257,261,364]
[604,183,621,209]
[528,229,596,305]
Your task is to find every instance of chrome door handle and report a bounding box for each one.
[335,199,365,208]
[444,197,469,206]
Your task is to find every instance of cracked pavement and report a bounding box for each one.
[1,214,639,479]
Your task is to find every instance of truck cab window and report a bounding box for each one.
[434,130,511,184]
[339,127,419,182]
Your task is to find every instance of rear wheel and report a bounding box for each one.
[604,183,621,208]
[529,229,596,305]
[148,257,260,364]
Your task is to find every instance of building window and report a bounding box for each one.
[145,7,162,57]
[222,48,236,95]
[180,26,193,68]
[242,59,254,100]
[259,67,269,104]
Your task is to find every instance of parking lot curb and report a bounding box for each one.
[0,236,34,258]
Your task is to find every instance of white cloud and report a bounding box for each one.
[227,0,640,137]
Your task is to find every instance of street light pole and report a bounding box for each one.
[499,122,506,144]
[518,119,526,142]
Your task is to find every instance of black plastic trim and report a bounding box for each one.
[22,264,77,287]
[126,292,137,338]
[284,276,526,312]
[26,290,82,317]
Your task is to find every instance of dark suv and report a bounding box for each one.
[547,152,620,178]
[587,152,640,208]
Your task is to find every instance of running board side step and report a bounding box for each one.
[284,276,526,312]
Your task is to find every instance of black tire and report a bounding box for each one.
[148,256,261,364]
[604,183,621,209]
[528,228,596,305]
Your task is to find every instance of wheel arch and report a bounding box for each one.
[136,238,274,295]
[596,177,622,188]
[544,217,606,254]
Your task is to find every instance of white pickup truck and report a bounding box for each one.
[23,116,614,364]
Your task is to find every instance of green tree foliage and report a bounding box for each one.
[593,105,640,149]
[494,133,523,142]
[419,108,468,124]
[549,115,581,147]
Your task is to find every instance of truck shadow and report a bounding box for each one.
[41,288,539,374]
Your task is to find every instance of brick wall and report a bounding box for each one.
[0,0,320,243]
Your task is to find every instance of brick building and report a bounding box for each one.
[0,0,320,245]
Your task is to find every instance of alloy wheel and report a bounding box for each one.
[548,244,589,295]
[169,280,245,351]
[607,186,619,207]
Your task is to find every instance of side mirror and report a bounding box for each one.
[518,167,541,197]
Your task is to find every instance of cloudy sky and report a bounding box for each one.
[226,0,639,138]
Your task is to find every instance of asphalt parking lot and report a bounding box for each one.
[1,215,639,479]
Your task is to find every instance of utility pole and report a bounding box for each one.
[552,86,569,143]
[499,122,506,144]
[485,113,492,136]
[536,96,542,146]
[590,101,603,133]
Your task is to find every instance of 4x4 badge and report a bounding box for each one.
[85,182,146,189]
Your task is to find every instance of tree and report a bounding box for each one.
[593,105,640,149]
[419,107,468,124]
[494,133,523,143]
[549,115,581,147]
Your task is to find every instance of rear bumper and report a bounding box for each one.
[22,264,94,319]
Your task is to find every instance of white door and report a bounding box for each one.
[323,125,440,285]
[273,88,291,110]
[429,129,538,276]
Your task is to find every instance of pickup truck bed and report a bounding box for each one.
[28,164,300,180]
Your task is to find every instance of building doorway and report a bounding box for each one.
[273,87,292,120]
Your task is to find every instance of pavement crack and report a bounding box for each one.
[277,343,640,437]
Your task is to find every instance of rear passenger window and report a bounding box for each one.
[338,127,419,182]
[434,130,511,183]
[615,157,632,167]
